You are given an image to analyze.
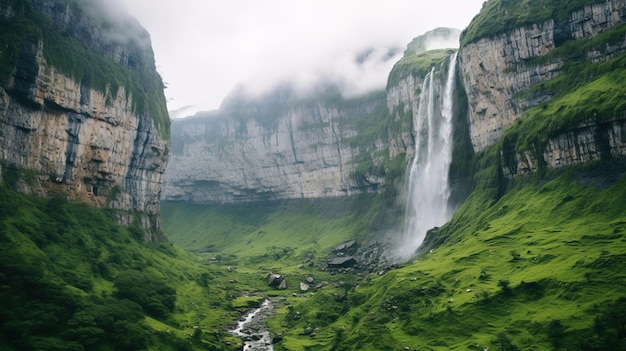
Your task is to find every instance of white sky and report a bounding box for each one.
[116,0,486,117]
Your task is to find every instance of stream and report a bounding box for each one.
[230,299,274,350]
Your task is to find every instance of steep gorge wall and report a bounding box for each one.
[459,0,626,152]
[163,30,464,205]
[163,91,406,203]
[459,0,626,177]
[0,0,169,239]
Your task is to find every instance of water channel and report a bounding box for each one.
[230,299,274,350]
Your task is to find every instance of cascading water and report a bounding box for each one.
[396,53,458,258]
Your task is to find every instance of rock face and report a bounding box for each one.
[165,1,626,205]
[501,116,626,177]
[163,31,463,205]
[0,0,169,240]
[459,0,626,152]
[163,88,401,203]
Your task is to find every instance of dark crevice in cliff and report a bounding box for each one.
[594,122,614,161]
[448,66,475,209]
[329,112,347,191]
[287,117,300,163]
[80,75,91,106]
[63,113,82,183]
[43,99,81,115]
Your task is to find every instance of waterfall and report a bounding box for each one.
[396,53,457,258]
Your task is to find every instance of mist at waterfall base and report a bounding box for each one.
[391,53,458,260]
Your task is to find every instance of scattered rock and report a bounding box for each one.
[332,240,359,254]
[300,282,310,292]
[314,281,328,290]
[328,256,357,268]
[267,272,288,290]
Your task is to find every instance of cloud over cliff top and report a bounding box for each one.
[118,0,485,116]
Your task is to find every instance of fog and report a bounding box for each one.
[111,0,485,116]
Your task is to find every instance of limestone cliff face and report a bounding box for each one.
[163,30,462,205]
[459,0,626,152]
[501,116,626,177]
[0,0,169,240]
[163,90,391,203]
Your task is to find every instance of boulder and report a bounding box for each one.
[332,240,359,254]
[327,256,357,269]
[267,273,287,290]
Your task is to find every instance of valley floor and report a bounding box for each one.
[163,162,626,351]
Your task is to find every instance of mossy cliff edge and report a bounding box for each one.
[0,0,170,240]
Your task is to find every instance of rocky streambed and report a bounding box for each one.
[230,299,274,350]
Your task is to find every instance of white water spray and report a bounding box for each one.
[396,53,457,258]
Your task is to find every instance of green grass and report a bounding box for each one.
[249,158,626,350]
[460,0,602,46]
[160,142,626,350]
[387,49,454,88]
[0,185,245,351]
[162,199,361,267]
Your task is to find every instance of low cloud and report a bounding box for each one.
[119,0,486,114]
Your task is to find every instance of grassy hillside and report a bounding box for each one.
[317,158,626,350]
[161,193,404,263]
[0,183,268,351]
[387,49,453,88]
[162,154,626,350]
[460,0,602,46]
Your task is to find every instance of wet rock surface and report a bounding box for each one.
[230,299,274,351]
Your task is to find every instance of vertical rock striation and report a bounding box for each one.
[163,88,391,203]
[0,0,169,240]
[459,0,626,152]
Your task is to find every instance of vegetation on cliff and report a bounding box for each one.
[0,0,170,139]
[460,0,602,46]
[387,49,453,88]
[161,155,626,350]
[497,11,626,156]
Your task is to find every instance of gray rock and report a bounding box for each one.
[0,1,168,240]
[459,0,626,153]
[328,256,357,268]
[162,87,401,204]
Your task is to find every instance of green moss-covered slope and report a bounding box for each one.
[161,153,626,350]
[502,21,626,154]
[460,0,601,46]
[323,159,626,350]
[387,49,453,88]
[0,184,250,351]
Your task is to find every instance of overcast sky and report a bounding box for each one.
[116,0,486,117]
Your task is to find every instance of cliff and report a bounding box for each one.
[163,87,408,203]
[163,29,465,204]
[0,0,170,240]
[166,1,626,204]
[459,0,626,166]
